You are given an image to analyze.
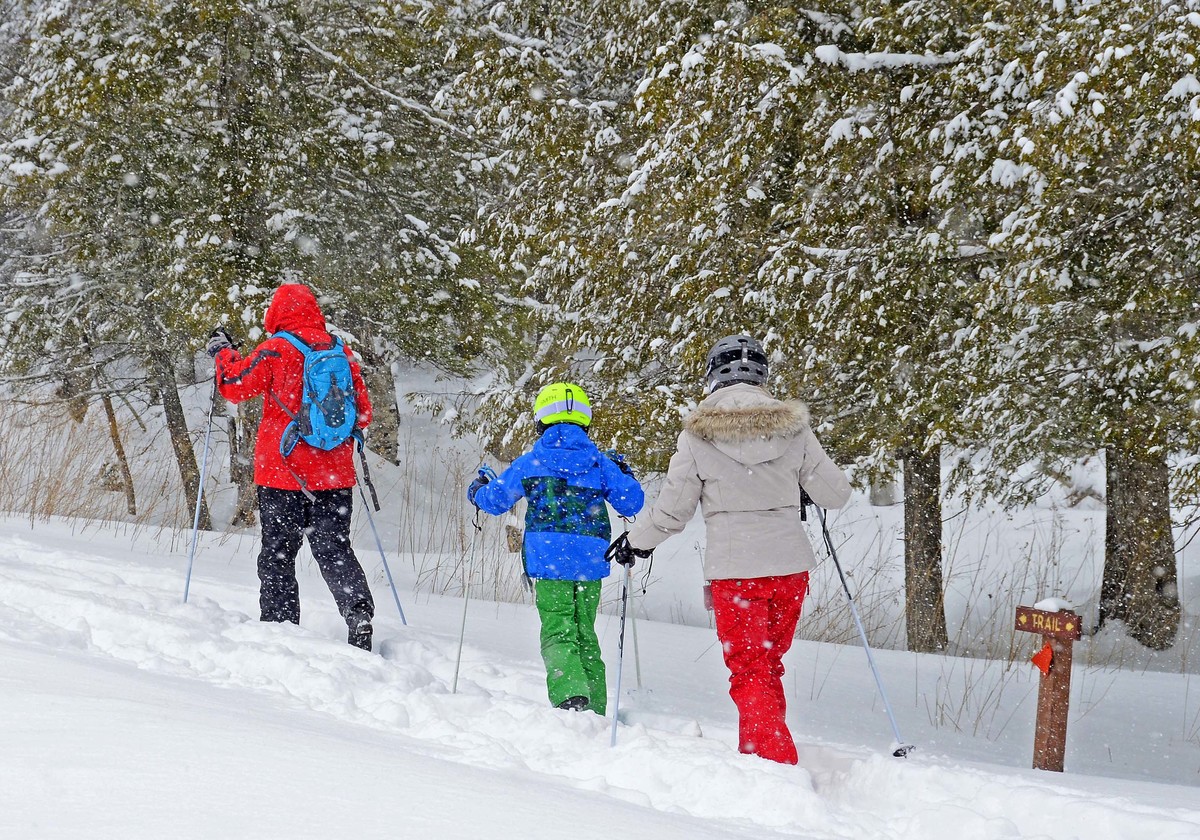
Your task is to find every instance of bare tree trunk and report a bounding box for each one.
[902,445,949,652]
[228,400,259,527]
[80,334,137,516]
[100,392,136,515]
[155,355,211,531]
[357,345,400,465]
[1101,440,1180,649]
[1100,445,1126,629]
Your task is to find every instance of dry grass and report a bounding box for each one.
[0,399,182,528]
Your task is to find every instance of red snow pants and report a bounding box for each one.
[710,572,810,765]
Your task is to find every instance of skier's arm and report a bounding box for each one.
[473,460,527,515]
[214,342,281,404]
[601,456,645,518]
[627,433,701,552]
[798,427,851,510]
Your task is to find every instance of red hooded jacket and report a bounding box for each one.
[214,284,373,491]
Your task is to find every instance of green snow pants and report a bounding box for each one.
[534,578,606,715]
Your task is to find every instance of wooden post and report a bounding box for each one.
[1014,606,1082,772]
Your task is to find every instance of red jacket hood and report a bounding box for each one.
[264,284,327,338]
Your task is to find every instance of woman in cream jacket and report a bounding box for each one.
[627,335,851,764]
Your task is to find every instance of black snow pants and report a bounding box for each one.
[256,486,375,630]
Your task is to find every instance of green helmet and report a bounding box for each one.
[533,382,592,427]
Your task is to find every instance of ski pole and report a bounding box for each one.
[816,505,913,757]
[183,378,218,603]
[452,503,482,694]
[354,443,407,625]
[619,518,643,691]
[629,594,643,691]
[609,560,633,747]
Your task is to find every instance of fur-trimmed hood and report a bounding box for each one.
[683,384,810,466]
[685,384,810,442]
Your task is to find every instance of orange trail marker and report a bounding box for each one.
[1031,642,1053,676]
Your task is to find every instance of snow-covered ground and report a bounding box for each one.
[3,511,1200,840]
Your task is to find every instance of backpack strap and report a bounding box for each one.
[275,330,342,355]
[273,330,311,355]
[269,331,307,451]
[354,431,381,512]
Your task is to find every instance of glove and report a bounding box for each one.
[466,472,490,506]
[605,450,636,478]
[206,327,236,358]
[605,533,652,567]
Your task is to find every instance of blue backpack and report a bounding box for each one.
[274,331,358,456]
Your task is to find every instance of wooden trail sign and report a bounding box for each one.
[1014,606,1082,773]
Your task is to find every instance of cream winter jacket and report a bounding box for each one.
[628,384,851,580]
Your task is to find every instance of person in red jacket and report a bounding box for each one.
[207,284,377,651]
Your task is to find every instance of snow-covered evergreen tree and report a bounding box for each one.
[0,0,488,519]
[963,0,1198,649]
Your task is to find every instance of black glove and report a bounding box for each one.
[605,450,636,478]
[605,533,652,567]
[466,473,489,506]
[206,327,236,358]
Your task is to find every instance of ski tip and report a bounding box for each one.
[892,744,915,758]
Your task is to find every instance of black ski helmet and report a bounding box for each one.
[704,334,769,392]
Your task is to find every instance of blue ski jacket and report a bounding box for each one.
[471,423,645,581]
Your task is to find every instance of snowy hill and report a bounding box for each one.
[3,515,1200,840]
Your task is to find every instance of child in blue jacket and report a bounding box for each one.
[468,382,644,713]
